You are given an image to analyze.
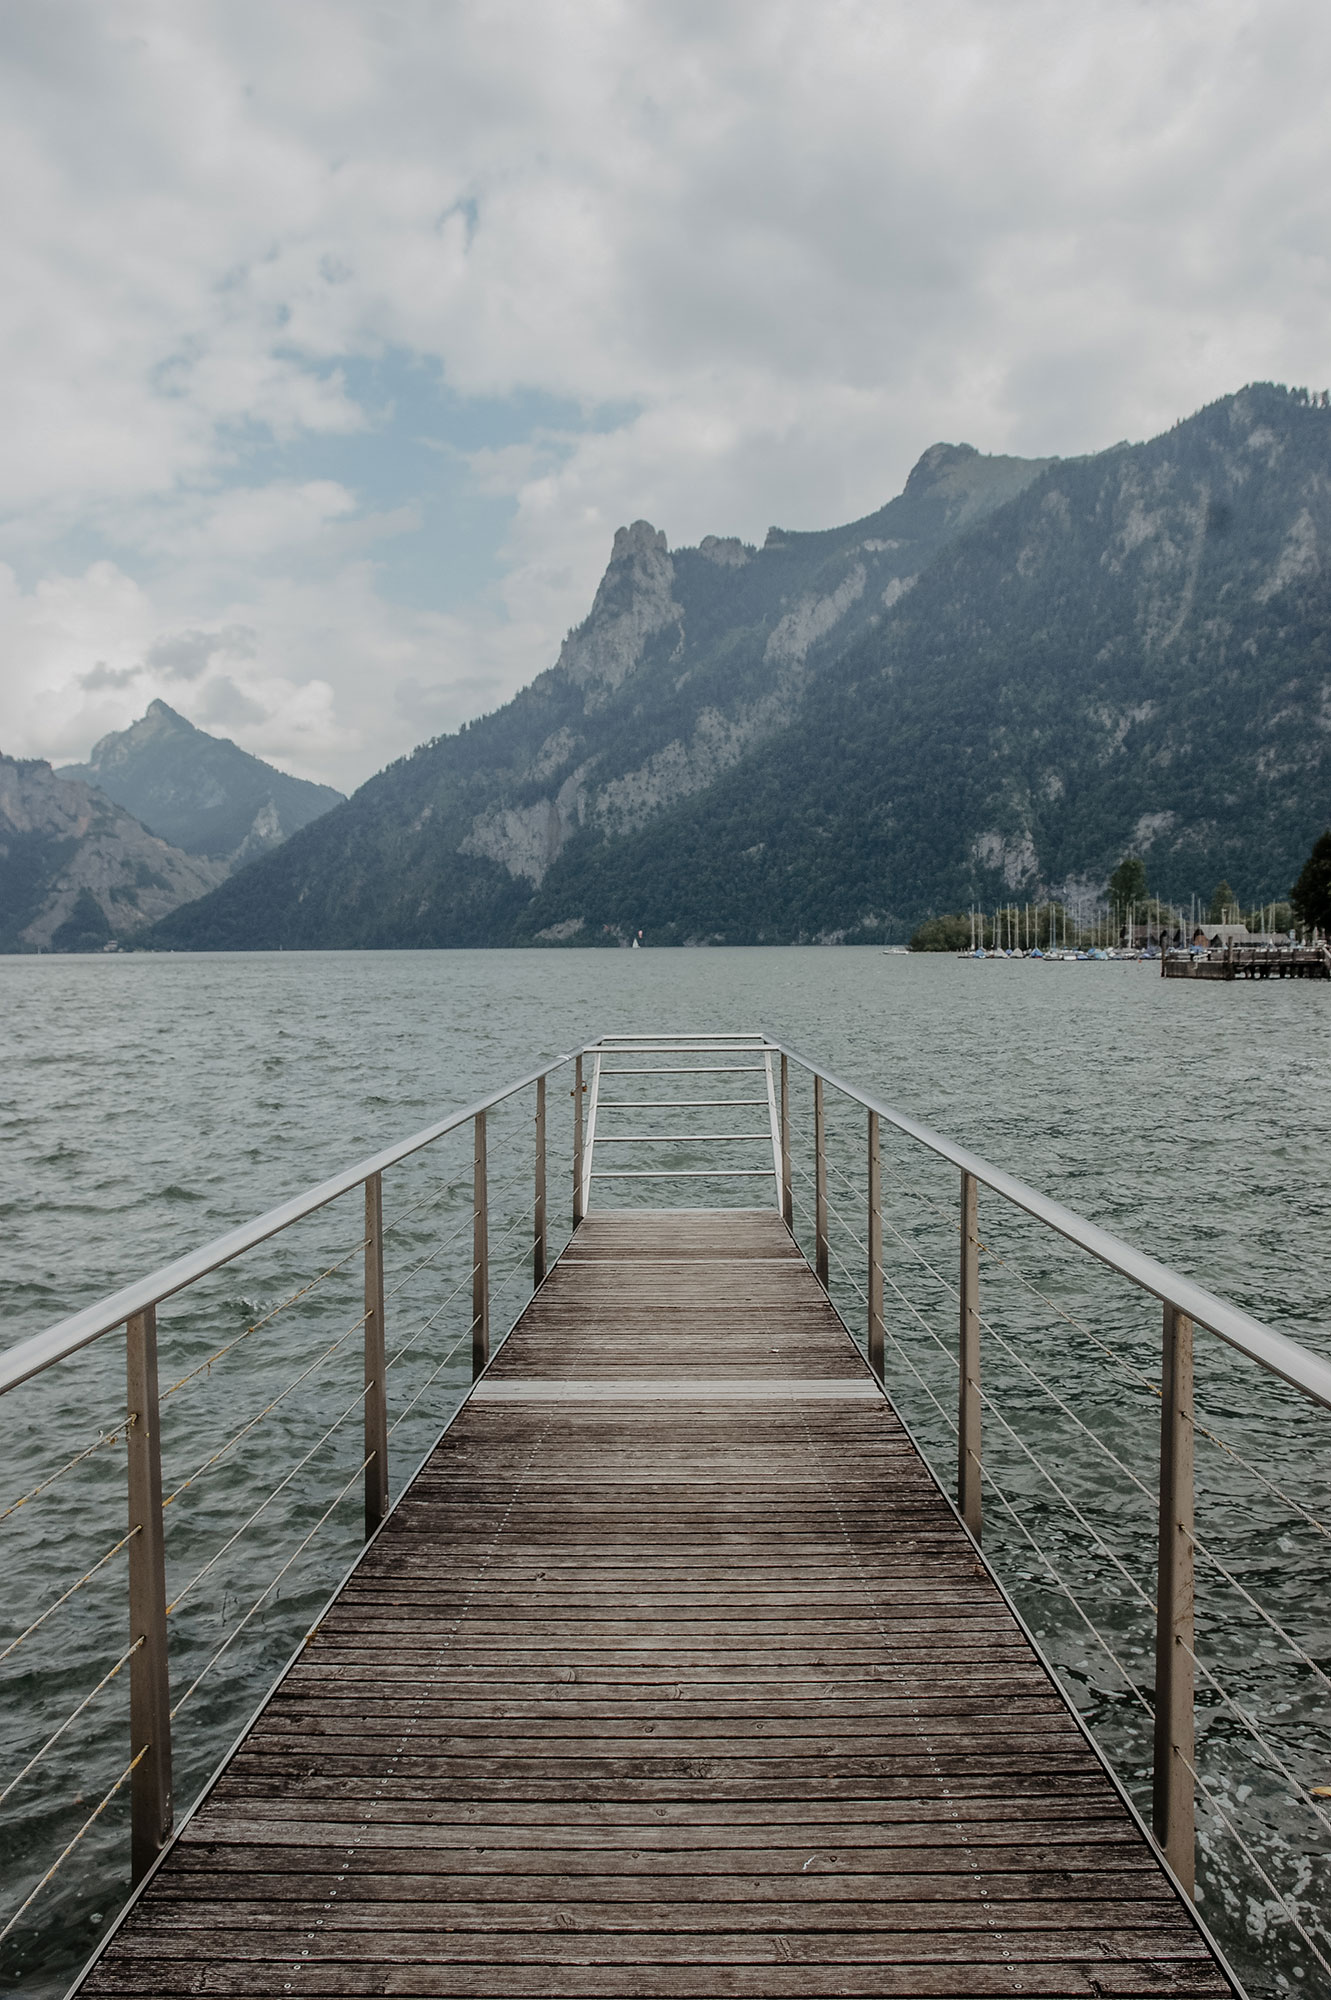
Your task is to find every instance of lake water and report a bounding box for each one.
[2,948,1329,1998]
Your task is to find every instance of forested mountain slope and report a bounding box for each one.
[152,443,1050,948]
[60,701,343,866]
[516,383,1331,942]
[155,383,1331,949]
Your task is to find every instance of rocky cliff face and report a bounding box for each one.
[0,757,227,950]
[154,434,1055,949]
[59,700,343,865]
[455,445,1058,888]
[511,383,1331,943]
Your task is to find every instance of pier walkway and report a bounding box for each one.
[78,1207,1231,1999]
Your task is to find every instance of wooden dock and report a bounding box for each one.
[1163,946,1330,979]
[79,1208,1235,1999]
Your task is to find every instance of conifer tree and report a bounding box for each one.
[1208,881,1237,923]
[1291,832,1331,934]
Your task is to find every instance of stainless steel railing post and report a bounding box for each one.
[1154,1303,1196,1893]
[126,1305,172,1883]
[534,1075,547,1286]
[814,1074,829,1289]
[472,1111,489,1378]
[780,1053,793,1228]
[572,1055,584,1228]
[868,1110,884,1381]
[958,1171,982,1541]
[363,1172,388,1537]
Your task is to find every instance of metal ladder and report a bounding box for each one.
[579,1032,782,1215]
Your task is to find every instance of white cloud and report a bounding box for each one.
[1,0,1330,789]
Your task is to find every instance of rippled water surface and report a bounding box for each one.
[2,949,1329,1998]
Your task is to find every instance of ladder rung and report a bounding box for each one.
[602,1066,765,1075]
[590,1168,776,1179]
[594,1133,771,1144]
[596,1099,767,1109]
[594,1041,764,1050]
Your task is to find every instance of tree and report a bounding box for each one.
[1108,856,1148,909]
[1291,830,1331,935]
[908,913,974,952]
[1208,880,1237,923]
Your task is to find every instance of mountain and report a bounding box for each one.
[154,382,1331,952]
[149,443,1053,948]
[0,756,227,951]
[59,701,343,866]
[518,383,1331,942]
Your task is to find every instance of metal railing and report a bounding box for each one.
[4,1027,1329,1997]
[768,1035,1331,1994]
[0,1048,585,1981]
[579,1034,783,1212]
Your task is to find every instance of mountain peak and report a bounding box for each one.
[610,520,669,560]
[58,706,343,861]
[554,520,680,699]
[903,441,981,493]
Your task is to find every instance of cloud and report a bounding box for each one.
[146,625,257,680]
[79,660,143,691]
[1,0,1330,788]
[194,675,270,728]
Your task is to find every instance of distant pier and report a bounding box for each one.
[1163,945,1331,980]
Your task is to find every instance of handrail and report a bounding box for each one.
[0,1049,577,1398]
[769,1028,1330,1922]
[768,1036,1331,1414]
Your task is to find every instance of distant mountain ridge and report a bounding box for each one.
[155,383,1331,950]
[0,756,225,951]
[59,701,343,865]
[149,441,1053,948]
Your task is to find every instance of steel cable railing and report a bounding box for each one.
[835,1151,1331,1745]
[383,1153,531,1303]
[164,1384,370,1620]
[0,1641,142,1812]
[823,1149,1331,1697]
[1179,1744,1331,1985]
[862,1126,1331,1545]
[816,1201,1331,1881]
[159,1308,370,1514]
[164,1157,552,1733]
[821,1144,1331,1722]
[384,1205,477,1301]
[0,1746,147,1954]
[169,1450,374,1726]
[0,1414,130,1523]
[387,1319,480,1437]
[780,1042,1331,1996]
[0,1529,137,1667]
[801,1165,1162,1715]
[1,1049,576,1986]
[972,1214,1331,1545]
[825,1146,1331,1893]
[381,1167,470,1237]
[156,1231,372,1407]
[384,1268,476,1373]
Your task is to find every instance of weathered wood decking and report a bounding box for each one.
[81,1209,1234,1998]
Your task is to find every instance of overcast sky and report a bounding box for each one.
[2,0,1329,792]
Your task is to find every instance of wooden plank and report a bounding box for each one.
[77,1206,1235,2000]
